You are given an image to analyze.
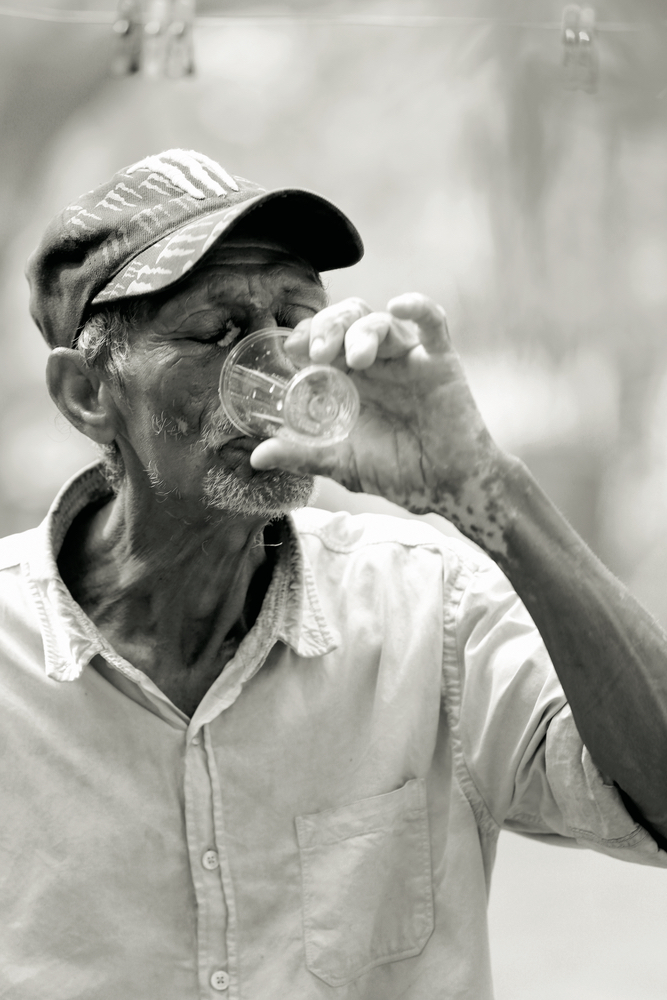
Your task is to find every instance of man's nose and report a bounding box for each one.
[247,310,279,334]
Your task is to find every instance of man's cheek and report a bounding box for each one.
[152,392,210,440]
[169,379,218,434]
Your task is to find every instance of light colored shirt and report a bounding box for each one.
[1,464,665,1000]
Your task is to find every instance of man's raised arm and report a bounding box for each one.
[251,292,667,843]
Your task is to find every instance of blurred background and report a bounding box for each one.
[2,0,667,995]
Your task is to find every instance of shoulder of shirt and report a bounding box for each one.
[292,505,489,568]
[0,527,38,572]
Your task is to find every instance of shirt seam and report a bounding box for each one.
[440,553,500,839]
[567,823,654,849]
[507,808,647,848]
[295,519,449,556]
[24,563,59,673]
[301,535,447,556]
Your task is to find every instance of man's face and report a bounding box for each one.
[107,242,328,518]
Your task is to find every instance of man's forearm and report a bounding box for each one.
[250,290,667,840]
[437,453,667,840]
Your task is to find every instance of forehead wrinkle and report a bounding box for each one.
[123,256,326,352]
[170,268,322,323]
[202,239,319,273]
[194,242,324,294]
[135,273,249,339]
[196,262,322,298]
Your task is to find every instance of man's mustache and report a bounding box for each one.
[200,406,244,450]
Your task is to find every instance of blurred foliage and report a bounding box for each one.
[2,0,667,614]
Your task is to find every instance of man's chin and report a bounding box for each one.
[201,464,315,517]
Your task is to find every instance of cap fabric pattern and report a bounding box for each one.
[26,149,364,348]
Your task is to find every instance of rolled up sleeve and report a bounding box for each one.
[445,548,667,867]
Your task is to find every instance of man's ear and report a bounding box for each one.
[46,348,119,445]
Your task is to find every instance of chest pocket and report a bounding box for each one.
[295,778,434,988]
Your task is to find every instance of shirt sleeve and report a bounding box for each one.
[443,547,667,868]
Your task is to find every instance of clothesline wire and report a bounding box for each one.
[0,5,658,31]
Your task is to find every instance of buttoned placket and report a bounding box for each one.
[26,466,341,999]
[177,540,300,1000]
[184,721,232,997]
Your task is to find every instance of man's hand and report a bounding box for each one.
[250,293,508,552]
[257,293,667,840]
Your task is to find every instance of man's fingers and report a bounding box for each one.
[345,314,390,368]
[345,313,421,369]
[284,323,312,366]
[387,293,449,354]
[250,437,338,478]
[289,294,447,371]
[307,298,372,364]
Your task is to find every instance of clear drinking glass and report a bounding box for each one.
[219,328,360,444]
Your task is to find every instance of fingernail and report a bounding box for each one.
[310,337,326,360]
[249,446,274,471]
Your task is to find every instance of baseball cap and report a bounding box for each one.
[26,149,364,349]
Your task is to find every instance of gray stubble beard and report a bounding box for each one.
[199,409,315,517]
[201,465,315,517]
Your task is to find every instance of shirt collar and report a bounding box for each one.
[24,462,338,683]
[276,517,341,658]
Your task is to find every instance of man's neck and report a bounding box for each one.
[57,483,281,716]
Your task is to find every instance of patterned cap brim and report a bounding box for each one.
[91,188,363,307]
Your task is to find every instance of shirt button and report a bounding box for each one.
[202,849,220,870]
[210,969,229,991]
[191,736,201,746]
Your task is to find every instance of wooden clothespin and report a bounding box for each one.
[561,5,598,93]
[165,0,196,78]
[561,3,580,87]
[577,7,598,94]
[111,0,143,76]
[143,0,171,79]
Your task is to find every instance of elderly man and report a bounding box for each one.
[1,148,666,999]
